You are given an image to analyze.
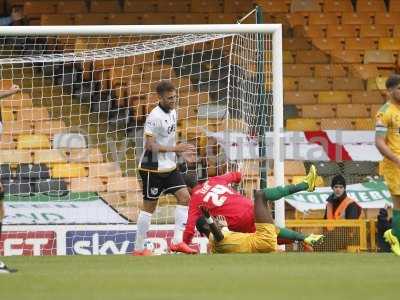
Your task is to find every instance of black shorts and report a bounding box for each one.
[139,169,186,201]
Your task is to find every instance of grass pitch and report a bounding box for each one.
[0,253,398,300]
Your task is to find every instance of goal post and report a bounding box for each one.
[0,24,284,255]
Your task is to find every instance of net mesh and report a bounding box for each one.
[0,31,273,255]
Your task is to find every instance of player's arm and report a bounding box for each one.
[212,171,242,185]
[201,207,224,242]
[183,199,202,244]
[144,135,194,153]
[375,111,400,166]
[0,84,20,99]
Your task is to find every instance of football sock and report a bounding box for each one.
[263,182,308,201]
[278,227,305,241]
[173,205,188,244]
[392,209,400,240]
[134,210,152,251]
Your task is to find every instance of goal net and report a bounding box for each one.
[0,25,283,256]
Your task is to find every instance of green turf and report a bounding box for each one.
[0,253,399,300]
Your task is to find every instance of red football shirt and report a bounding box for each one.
[183,172,255,244]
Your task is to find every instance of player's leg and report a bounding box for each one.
[382,165,400,256]
[262,165,317,201]
[133,171,161,256]
[0,187,11,274]
[166,170,197,254]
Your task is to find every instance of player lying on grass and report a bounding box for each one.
[183,165,324,250]
[196,189,312,254]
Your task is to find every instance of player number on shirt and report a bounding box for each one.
[203,184,234,206]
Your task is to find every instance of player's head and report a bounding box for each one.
[196,216,211,238]
[386,74,400,103]
[331,174,346,197]
[182,173,198,194]
[156,80,176,111]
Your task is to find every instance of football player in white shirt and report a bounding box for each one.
[133,80,197,255]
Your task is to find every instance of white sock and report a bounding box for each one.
[134,210,152,251]
[173,205,188,244]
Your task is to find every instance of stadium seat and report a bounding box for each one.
[34,120,67,135]
[290,0,321,12]
[327,25,358,38]
[69,177,106,192]
[68,148,103,163]
[323,0,354,12]
[57,1,88,14]
[389,0,400,12]
[283,38,311,50]
[284,64,314,77]
[53,133,87,149]
[24,1,57,17]
[0,150,32,164]
[40,14,74,25]
[175,13,208,24]
[360,25,392,38]
[356,0,386,12]
[0,93,33,108]
[354,118,375,130]
[34,179,68,196]
[257,0,289,12]
[286,118,320,130]
[283,51,295,63]
[140,13,174,24]
[378,38,400,50]
[191,0,224,12]
[17,134,51,150]
[345,38,377,50]
[349,64,379,79]
[375,12,400,24]
[0,135,16,150]
[123,0,157,12]
[17,107,50,121]
[312,38,344,50]
[108,13,140,25]
[284,91,317,104]
[336,104,370,118]
[314,64,347,77]
[318,91,350,104]
[158,0,191,12]
[298,78,332,91]
[2,121,33,135]
[207,13,239,23]
[52,164,88,178]
[16,163,50,180]
[284,160,306,176]
[341,12,373,25]
[331,50,364,63]
[223,0,254,13]
[89,162,123,178]
[370,104,382,116]
[90,0,120,13]
[366,77,388,90]
[308,12,339,25]
[106,177,141,192]
[284,78,298,91]
[74,14,108,25]
[320,118,354,130]
[284,12,308,26]
[0,79,13,90]
[1,107,15,122]
[293,25,326,38]
[364,50,396,64]
[33,150,68,164]
[351,91,385,104]
[0,164,13,180]
[2,179,33,195]
[295,50,330,63]
[332,78,364,90]
[300,104,336,118]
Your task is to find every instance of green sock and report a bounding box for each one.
[392,209,400,240]
[278,227,306,241]
[263,182,308,201]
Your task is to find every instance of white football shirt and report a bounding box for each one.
[139,105,177,172]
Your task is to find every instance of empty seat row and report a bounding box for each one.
[297,103,380,118]
[286,117,375,130]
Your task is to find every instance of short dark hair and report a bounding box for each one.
[331,174,346,189]
[156,80,175,96]
[183,173,198,189]
[385,74,400,89]
[196,216,209,236]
